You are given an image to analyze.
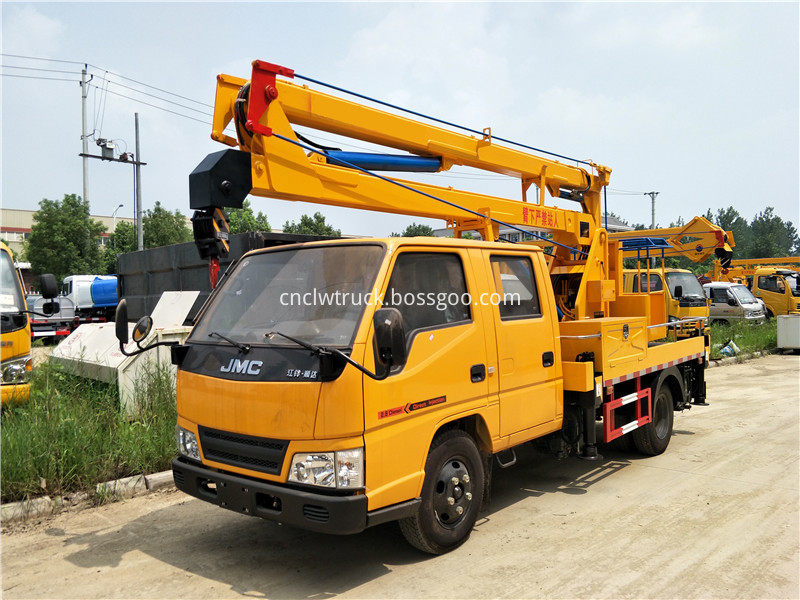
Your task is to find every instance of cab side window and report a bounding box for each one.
[710,288,729,303]
[633,273,662,292]
[384,253,470,338]
[490,256,541,319]
[759,276,782,292]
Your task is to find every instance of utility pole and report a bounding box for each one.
[135,113,144,251]
[644,191,659,267]
[78,115,147,250]
[81,66,90,204]
[644,191,659,229]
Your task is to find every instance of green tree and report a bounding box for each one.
[103,221,136,274]
[712,207,751,258]
[25,194,106,281]
[390,222,435,237]
[143,201,192,249]
[748,207,800,258]
[282,212,341,236]
[227,199,271,234]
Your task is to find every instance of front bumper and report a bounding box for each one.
[172,457,419,535]
[1,382,30,406]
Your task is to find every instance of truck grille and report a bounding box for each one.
[198,426,288,475]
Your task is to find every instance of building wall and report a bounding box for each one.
[0,208,135,255]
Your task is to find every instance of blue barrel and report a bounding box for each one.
[90,277,118,308]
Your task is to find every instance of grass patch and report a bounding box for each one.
[1,360,177,503]
[708,319,777,359]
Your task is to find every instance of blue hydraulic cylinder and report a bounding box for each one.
[325,151,442,173]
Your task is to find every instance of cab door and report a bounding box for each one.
[361,248,492,510]
[484,252,562,439]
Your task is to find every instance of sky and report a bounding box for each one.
[1,2,798,239]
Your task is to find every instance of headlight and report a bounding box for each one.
[176,426,201,461]
[1,356,32,384]
[288,448,364,489]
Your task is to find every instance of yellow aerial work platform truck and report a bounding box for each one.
[117,61,711,554]
[709,258,800,317]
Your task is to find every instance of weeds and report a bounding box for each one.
[1,360,177,503]
[708,319,778,359]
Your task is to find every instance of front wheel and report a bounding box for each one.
[399,430,484,554]
[633,378,675,456]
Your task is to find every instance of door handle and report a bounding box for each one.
[542,351,554,367]
[470,364,486,383]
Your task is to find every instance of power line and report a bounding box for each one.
[85,63,212,108]
[0,53,86,66]
[2,54,212,111]
[93,85,212,126]
[1,64,82,76]
[607,188,649,196]
[0,73,78,82]
[105,79,213,117]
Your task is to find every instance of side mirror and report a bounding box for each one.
[373,307,407,369]
[673,285,683,299]
[727,298,738,307]
[40,273,58,299]
[115,299,129,345]
[132,315,153,343]
[114,298,169,358]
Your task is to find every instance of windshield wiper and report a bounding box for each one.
[265,330,389,381]
[209,331,250,354]
[265,330,327,354]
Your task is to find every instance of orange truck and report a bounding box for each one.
[710,258,800,317]
[1,242,57,405]
[118,60,712,553]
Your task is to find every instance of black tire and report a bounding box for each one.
[611,432,637,453]
[399,430,484,554]
[632,377,675,456]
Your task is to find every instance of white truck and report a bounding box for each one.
[703,281,766,326]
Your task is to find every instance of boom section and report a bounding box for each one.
[608,216,734,265]
[205,61,611,243]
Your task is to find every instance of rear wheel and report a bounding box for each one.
[633,378,675,456]
[399,430,484,554]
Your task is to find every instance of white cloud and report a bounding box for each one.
[2,5,65,56]
[336,4,517,128]
[565,3,733,53]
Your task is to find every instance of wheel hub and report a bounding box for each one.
[433,459,473,528]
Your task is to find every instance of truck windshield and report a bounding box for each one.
[731,285,757,305]
[665,272,705,299]
[190,244,385,348]
[0,250,25,314]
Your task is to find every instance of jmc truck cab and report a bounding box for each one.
[1,244,57,405]
[156,237,709,554]
[750,268,800,317]
[0,243,33,405]
[623,268,708,328]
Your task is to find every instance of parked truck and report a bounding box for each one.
[118,60,712,554]
[710,259,800,317]
[610,217,734,336]
[1,243,57,404]
[702,281,766,326]
[622,267,709,328]
[62,275,118,321]
[24,275,119,343]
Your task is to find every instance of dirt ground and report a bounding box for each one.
[2,354,798,599]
